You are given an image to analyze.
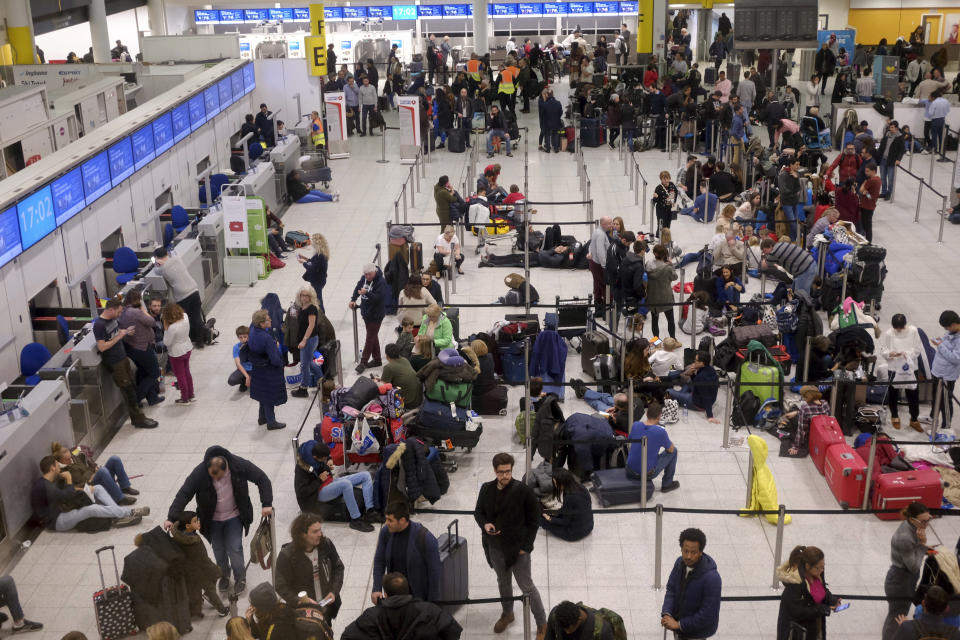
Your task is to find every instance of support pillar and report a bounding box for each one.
[147,0,167,36]
[6,0,37,64]
[89,0,111,63]
[472,0,489,55]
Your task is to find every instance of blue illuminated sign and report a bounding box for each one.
[518,3,543,15]
[243,66,255,93]
[568,2,594,14]
[204,86,220,118]
[593,1,617,12]
[132,124,155,172]
[172,104,190,143]
[108,137,134,186]
[218,78,232,108]
[188,95,205,131]
[618,1,637,12]
[0,208,20,269]
[219,9,244,23]
[268,7,294,20]
[51,168,85,226]
[392,5,417,20]
[231,71,244,99]
[16,187,55,250]
[418,5,443,17]
[366,6,391,19]
[443,4,470,17]
[342,6,367,19]
[153,111,174,154]
[81,152,110,204]
[194,9,220,23]
[542,2,568,14]
[324,7,343,20]
[293,7,310,20]
[491,3,517,16]
[244,8,268,22]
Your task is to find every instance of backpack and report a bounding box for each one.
[515,409,536,442]
[425,379,473,408]
[378,389,405,419]
[285,230,310,247]
[249,516,274,570]
[590,606,627,640]
[295,603,334,640]
[776,300,799,334]
[732,391,762,428]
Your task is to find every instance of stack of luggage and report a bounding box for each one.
[412,349,483,450]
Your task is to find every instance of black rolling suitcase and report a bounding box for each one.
[704,67,717,84]
[437,520,468,611]
[93,545,139,640]
[592,469,653,507]
[581,330,610,375]
[580,117,605,147]
[447,127,466,153]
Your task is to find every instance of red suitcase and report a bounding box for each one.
[823,443,867,509]
[872,469,944,520]
[809,415,845,475]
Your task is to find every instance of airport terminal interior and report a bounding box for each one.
[0,0,960,638]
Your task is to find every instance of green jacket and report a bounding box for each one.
[434,183,455,224]
[420,313,454,351]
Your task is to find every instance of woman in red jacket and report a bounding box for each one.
[834,178,861,229]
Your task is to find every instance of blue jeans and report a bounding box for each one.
[299,335,322,389]
[678,252,702,268]
[258,402,276,424]
[92,456,131,503]
[0,576,24,621]
[780,203,801,242]
[297,191,334,204]
[55,485,130,531]
[792,262,818,295]
[880,161,896,195]
[487,129,511,154]
[623,128,635,151]
[627,448,678,485]
[317,472,375,520]
[209,516,245,581]
[931,117,945,152]
[583,390,614,412]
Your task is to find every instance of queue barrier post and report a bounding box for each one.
[829,378,839,416]
[336,342,344,387]
[839,267,849,307]
[352,305,360,363]
[932,379,945,440]
[641,177,648,229]
[862,434,879,510]
[640,435,649,508]
[929,140,936,186]
[721,379,733,449]
[523,595,532,640]
[268,511,278,584]
[770,504,786,590]
[744,448,755,509]
[378,127,389,164]
[524,338,533,477]
[939,193,949,243]
[689,300,698,350]
[402,185,409,224]
[628,383,635,430]
[802,337,812,382]
[653,503,664,590]
[410,166,416,208]
[915,181,923,224]
[394,199,400,224]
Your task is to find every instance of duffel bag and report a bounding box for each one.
[425,379,473,408]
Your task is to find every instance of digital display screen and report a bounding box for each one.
[188,94,206,131]
[366,6,391,18]
[268,7,294,20]
[81,152,110,204]
[231,70,244,99]
[293,7,310,20]
[51,168,85,226]
[324,7,343,20]
[618,1,638,12]
[342,6,367,19]
[443,4,470,17]
[418,5,443,17]
[0,207,20,269]
[218,78,232,108]
[219,9,244,23]
[392,5,417,19]
[519,3,544,15]
[243,65,255,93]
[132,123,155,171]
[204,86,220,118]
[16,186,55,250]
[108,137,134,186]
[244,8,268,22]
[542,2,568,14]
[491,3,518,16]
[153,111,174,154]
[172,104,190,143]
[568,2,594,13]
[593,1,617,12]
[194,9,220,23]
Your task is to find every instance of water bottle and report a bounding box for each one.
[682,405,689,422]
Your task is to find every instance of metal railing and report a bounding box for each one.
[895,164,951,243]
[392,148,425,224]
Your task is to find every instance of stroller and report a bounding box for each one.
[801,115,832,151]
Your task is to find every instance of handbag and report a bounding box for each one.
[891,357,917,390]
[350,416,381,455]
[661,398,680,424]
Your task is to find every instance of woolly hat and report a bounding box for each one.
[504,273,525,289]
[249,582,278,609]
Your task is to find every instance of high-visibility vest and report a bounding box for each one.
[498,66,518,94]
[311,118,326,146]
[467,59,482,82]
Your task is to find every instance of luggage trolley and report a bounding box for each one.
[473,203,524,253]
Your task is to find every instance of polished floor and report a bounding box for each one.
[10,77,960,639]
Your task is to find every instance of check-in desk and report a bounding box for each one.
[238,160,278,213]
[141,234,223,314]
[270,134,301,206]
[0,380,73,564]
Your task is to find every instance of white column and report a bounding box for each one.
[472,0,488,55]
[652,0,667,63]
[89,0,111,62]
[147,0,167,35]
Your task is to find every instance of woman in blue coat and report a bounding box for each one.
[297,232,329,312]
[714,265,743,311]
[248,309,287,430]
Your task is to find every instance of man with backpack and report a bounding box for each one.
[545,600,624,640]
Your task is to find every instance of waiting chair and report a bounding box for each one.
[112,247,140,285]
[20,343,52,385]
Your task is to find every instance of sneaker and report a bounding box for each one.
[367,360,383,369]
[363,510,385,524]
[118,496,137,506]
[175,398,190,404]
[349,518,375,533]
[291,387,309,398]
[11,619,43,633]
[661,480,681,493]
[234,577,247,593]
[493,613,515,633]
[333,192,341,201]
[570,378,588,399]
[891,417,901,430]
[487,153,495,158]
[147,396,165,406]
[122,486,139,496]
[355,363,366,374]
[112,515,142,528]
[188,397,197,403]
[133,418,159,429]
[218,577,230,592]
[239,383,248,392]
[266,422,287,431]
[920,416,934,425]
[506,152,513,157]
[217,606,230,617]
[131,507,151,517]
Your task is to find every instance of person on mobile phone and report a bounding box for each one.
[776,545,842,639]
[882,503,933,640]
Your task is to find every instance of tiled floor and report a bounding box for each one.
[13,77,960,639]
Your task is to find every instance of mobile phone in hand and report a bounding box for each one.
[835,602,850,612]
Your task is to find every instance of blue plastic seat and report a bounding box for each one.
[20,343,52,385]
[56,315,71,345]
[171,205,190,232]
[210,174,230,201]
[112,247,139,284]
[163,223,175,248]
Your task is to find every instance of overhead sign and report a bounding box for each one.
[392,5,418,20]
[306,35,327,77]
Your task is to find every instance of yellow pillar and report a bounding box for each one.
[5,0,37,64]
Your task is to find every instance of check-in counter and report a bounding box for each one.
[239,160,279,213]
[270,134,301,206]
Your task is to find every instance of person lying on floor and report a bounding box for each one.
[478,244,589,269]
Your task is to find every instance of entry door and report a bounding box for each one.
[922,14,942,45]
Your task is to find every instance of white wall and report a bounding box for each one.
[35,8,143,61]
[820,0,851,30]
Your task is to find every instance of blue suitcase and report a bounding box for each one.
[500,344,526,385]
[418,399,469,430]
[591,468,654,507]
[580,117,605,147]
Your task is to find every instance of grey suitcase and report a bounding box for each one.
[581,330,610,376]
[592,468,654,507]
[436,519,468,611]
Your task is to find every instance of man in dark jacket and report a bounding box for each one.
[759,91,786,150]
[542,90,563,153]
[892,585,960,639]
[661,528,722,638]
[605,230,635,312]
[474,452,546,637]
[546,601,615,640]
[326,44,337,74]
[814,42,836,94]
[372,502,442,603]
[350,264,387,373]
[343,572,462,640]
[877,120,906,199]
[164,446,273,593]
[274,512,345,621]
[254,103,275,147]
[485,104,513,158]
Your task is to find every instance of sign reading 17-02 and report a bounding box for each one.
[392,5,417,20]
[17,185,56,249]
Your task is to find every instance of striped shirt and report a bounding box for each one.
[766,241,814,276]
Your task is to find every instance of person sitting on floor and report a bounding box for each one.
[626,403,680,493]
[499,273,540,306]
[294,441,380,533]
[666,351,721,423]
[285,169,340,204]
[379,343,423,409]
[51,441,139,507]
[679,182,719,223]
[539,468,594,542]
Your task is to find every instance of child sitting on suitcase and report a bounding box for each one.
[171,511,230,618]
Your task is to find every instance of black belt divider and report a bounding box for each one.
[386,221,445,227]
[525,220,597,225]
[433,596,524,606]
[524,200,593,206]
[291,383,324,458]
